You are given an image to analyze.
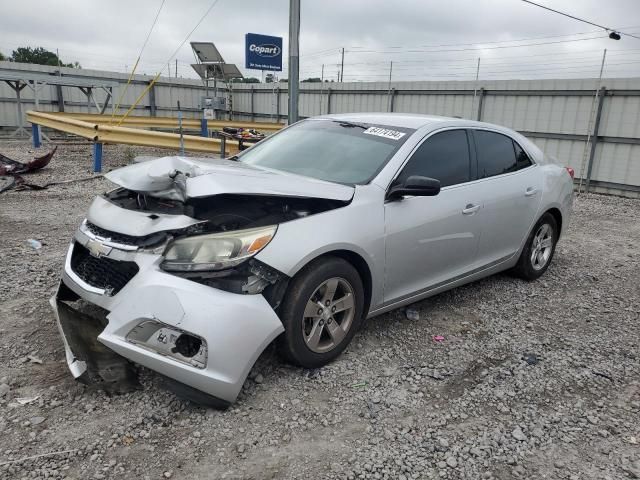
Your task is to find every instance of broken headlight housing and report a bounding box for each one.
[161,225,277,272]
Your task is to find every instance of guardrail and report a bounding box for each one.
[27,111,239,172]
[52,112,285,132]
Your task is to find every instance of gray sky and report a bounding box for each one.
[2,0,640,82]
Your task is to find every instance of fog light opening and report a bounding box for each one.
[171,334,202,358]
[126,320,207,369]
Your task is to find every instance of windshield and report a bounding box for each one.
[239,119,415,184]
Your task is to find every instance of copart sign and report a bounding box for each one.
[245,33,283,71]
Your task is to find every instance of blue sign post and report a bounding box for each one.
[245,33,283,71]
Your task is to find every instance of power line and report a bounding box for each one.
[521,0,640,41]
[344,35,608,54]
[117,0,223,124]
[298,25,640,61]
[299,47,640,70]
[111,0,165,119]
[347,29,610,50]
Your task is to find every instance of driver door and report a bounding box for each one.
[383,129,483,304]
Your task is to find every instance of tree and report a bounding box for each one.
[265,73,276,83]
[10,47,80,68]
[0,51,5,61]
[301,77,322,83]
[230,77,260,83]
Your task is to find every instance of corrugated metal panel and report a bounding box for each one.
[2,62,640,193]
[599,94,640,138]
[591,142,640,186]
[526,138,587,172]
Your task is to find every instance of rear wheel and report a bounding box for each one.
[512,212,558,280]
[278,257,364,368]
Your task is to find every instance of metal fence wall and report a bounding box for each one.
[1,61,639,197]
[0,61,208,123]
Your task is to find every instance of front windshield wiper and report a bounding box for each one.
[335,120,368,129]
[226,155,240,161]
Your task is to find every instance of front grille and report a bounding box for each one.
[84,221,166,248]
[70,243,139,295]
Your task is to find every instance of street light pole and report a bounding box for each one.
[288,0,301,124]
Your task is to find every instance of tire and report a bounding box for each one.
[512,212,559,281]
[278,256,365,368]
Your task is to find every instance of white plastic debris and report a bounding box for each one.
[405,308,420,321]
[27,354,43,365]
[26,239,42,250]
[9,396,40,407]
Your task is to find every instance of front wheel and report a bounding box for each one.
[512,212,558,280]
[277,257,364,368]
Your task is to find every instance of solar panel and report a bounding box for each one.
[221,64,243,80]
[190,42,224,63]
[190,63,243,81]
[190,63,208,79]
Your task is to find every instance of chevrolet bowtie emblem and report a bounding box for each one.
[86,239,112,258]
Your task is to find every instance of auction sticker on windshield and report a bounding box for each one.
[363,127,406,140]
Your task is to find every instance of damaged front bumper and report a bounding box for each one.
[51,224,284,405]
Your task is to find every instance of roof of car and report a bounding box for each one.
[315,112,480,129]
[311,112,546,164]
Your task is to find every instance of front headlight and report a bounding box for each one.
[161,225,277,272]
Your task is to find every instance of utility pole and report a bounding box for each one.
[56,48,62,76]
[340,47,345,82]
[578,48,607,193]
[288,0,301,124]
[386,61,393,111]
[320,64,325,115]
[175,59,178,78]
[472,57,481,118]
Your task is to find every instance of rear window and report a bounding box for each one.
[239,119,415,185]
[473,130,533,178]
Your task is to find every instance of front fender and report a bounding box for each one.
[255,185,386,308]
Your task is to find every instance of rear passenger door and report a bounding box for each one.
[470,129,542,267]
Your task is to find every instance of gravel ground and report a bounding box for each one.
[0,140,639,480]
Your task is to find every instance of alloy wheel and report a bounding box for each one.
[302,277,355,353]
[530,223,554,271]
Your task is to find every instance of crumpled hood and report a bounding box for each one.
[104,156,355,202]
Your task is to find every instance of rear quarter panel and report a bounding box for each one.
[538,163,574,238]
[517,133,573,239]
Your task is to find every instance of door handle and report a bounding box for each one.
[462,204,480,215]
[525,187,539,197]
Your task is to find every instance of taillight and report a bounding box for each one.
[565,167,575,179]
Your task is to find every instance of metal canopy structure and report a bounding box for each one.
[0,70,119,138]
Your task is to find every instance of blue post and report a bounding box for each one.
[31,124,41,148]
[200,118,208,137]
[93,143,103,173]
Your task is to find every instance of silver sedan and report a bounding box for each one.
[51,113,573,407]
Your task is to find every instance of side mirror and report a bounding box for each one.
[387,175,441,200]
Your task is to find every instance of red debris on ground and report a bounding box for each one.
[0,147,58,192]
[0,146,57,175]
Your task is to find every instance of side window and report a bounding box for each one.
[513,141,533,170]
[474,130,518,178]
[396,130,471,188]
